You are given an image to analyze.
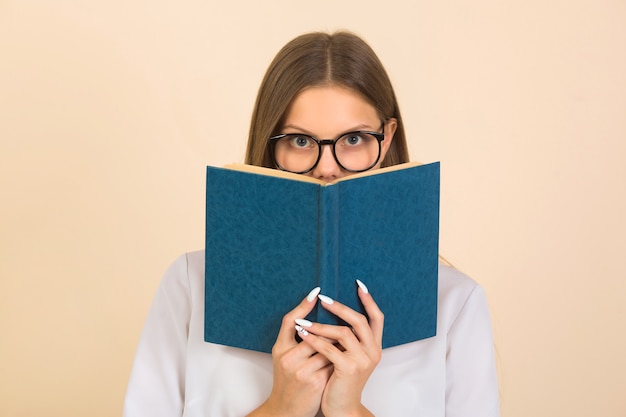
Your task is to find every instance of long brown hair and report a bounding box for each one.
[245,31,409,167]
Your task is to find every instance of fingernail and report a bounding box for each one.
[306,287,321,302]
[295,318,312,328]
[356,279,369,294]
[295,325,309,336]
[318,294,334,305]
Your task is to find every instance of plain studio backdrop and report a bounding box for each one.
[1,1,625,416]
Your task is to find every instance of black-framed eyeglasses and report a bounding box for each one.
[268,126,385,174]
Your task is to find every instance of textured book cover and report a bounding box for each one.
[204,162,440,353]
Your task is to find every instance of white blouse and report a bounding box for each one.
[123,250,500,417]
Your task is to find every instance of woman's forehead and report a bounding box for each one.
[282,86,379,136]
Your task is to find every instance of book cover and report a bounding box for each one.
[204,161,440,353]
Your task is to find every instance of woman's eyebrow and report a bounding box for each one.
[281,123,376,135]
[281,124,313,134]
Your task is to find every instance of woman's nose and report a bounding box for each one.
[310,145,343,182]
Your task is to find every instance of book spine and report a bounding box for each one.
[317,185,340,325]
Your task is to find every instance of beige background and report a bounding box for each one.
[1,0,625,416]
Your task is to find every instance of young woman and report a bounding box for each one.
[124,31,500,417]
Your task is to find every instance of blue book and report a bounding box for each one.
[204,161,440,353]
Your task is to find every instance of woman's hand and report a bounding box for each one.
[296,280,384,417]
[247,287,332,417]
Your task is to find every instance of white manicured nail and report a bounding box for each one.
[356,279,369,294]
[306,287,321,302]
[295,318,312,328]
[295,325,309,336]
[318,294,334,305]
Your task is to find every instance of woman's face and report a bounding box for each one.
[280,85,396,182]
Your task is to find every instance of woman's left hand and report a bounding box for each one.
[295,281,384,417]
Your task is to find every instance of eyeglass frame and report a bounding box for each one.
[268,125,386,174]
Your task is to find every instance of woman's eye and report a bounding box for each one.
[290,136,312,148]
[344,134,364,146]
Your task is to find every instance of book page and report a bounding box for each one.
[222,161,426,186]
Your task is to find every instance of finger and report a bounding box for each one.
[297,306,365,355]
[295,322,348,363]
[274,287,320,352]
[283,329,333,371]
[316,292,381,351]
[356,279,384,344]
[316,325,363,354]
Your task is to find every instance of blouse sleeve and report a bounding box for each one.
[445,284,500,417]
[123,254,192,417]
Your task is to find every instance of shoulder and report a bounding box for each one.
[437,264,490,332]
[165,250,204,270]
[184,249,205,277]
[155,250,205,299]
[438,264,480,298]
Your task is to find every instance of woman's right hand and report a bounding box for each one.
[247,287,332,417]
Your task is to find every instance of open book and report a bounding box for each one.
[204,161,440,353]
